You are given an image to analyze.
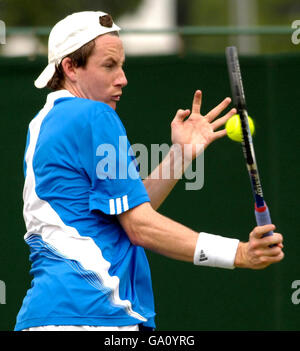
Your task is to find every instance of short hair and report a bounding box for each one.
[47,39,96,91]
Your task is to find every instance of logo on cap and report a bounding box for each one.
[99,15,113,28]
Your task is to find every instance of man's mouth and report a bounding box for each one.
[112,94,121,101]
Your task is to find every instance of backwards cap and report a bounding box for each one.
[34,11,121,88]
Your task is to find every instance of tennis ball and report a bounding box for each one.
[225,114,255,142]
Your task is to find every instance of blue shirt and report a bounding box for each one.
[15,90,155,330]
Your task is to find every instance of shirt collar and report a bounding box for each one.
[46,89,76,104]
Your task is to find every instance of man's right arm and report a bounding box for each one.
[117,202,284,269]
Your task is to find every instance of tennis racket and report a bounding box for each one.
[225,46,273,238]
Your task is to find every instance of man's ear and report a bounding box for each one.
[61,57,77,83]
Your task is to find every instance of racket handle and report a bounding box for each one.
[254,203,273,238]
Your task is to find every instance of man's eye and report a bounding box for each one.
[104,63,114,68]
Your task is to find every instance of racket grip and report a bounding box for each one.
[254,203,273,238]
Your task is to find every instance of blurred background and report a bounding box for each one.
[1,0,300,56]
[0,0,299,331]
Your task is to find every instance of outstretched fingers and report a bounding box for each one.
[212,129,228,140]
[211,108,236,131]
[206,97,232,122]
[171,109,190,124]
[191,90,202,115]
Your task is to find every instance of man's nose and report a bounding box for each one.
[115,68,128,87]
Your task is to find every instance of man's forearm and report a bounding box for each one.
[118,202,199,262]
[118,202,239,269]
[118,202,284,270]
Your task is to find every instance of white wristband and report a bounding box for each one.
[193,232,239,269]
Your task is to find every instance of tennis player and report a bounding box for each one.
[15,11,284,331]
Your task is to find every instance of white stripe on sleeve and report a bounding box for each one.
[109,199,116,215]
[122,195,129,212]
[116,197,122,214]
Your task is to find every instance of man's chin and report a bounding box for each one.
[108,102,117,110]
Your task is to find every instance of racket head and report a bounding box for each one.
[225,46,264,207]
[225,46,254,156]
[225,46,246,110]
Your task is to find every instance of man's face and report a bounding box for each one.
[75,34,127,110]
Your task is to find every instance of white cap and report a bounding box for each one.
[34,11,121,89]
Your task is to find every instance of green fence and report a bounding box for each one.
[0,52,299,331]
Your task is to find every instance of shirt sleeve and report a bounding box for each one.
[78,103,150,215]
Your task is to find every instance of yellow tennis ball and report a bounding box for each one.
[225,114,255,142]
